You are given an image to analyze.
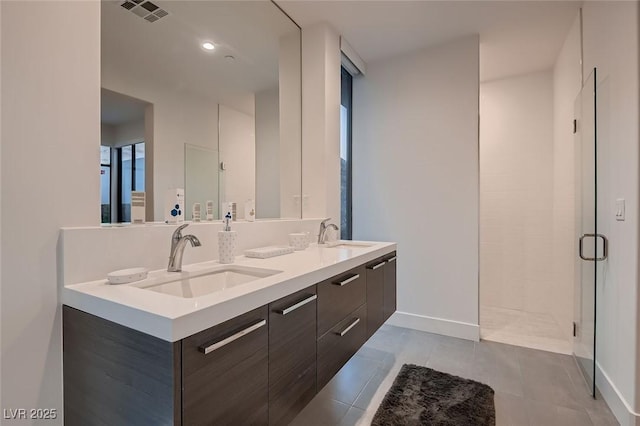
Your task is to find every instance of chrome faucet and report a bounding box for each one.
[168,224,202,272]
[318,218,339,244]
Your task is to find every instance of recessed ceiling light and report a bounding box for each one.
[202,42,215,51]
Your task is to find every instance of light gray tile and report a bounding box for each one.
[436,334,477,351]
[516,346,566,372]
[522,378,584,412]
[426,355,470,378]
[290,393,350,426]
[338,406,367,426]
[568,382,612,413]
[586,406,620,426]
[494,392,529,426]
[520,360,569,384]
[561,354,594,395]
[556,405,595,426]
[355,344,392,364]
[299,326,620,426]
[394,336,433,366]
[466,363,492,386]
[321,355,381,405]
[489,369,525,397]
[427,341,475,378]
[364,324,407,351]
[352,368,388,410]
[525,400,562,426]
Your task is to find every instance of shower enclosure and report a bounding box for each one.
[573,68,606,397]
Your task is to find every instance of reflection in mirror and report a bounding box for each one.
[101,0,301,223]
[185,144,219,220]
[100,89,152,223]
[219,105,255,220]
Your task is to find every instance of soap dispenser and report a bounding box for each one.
[218,212,237,264]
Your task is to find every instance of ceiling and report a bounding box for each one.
[102,0,299,115]
[101,88,148,126]
[278,0,581,82]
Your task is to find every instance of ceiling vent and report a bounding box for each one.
[120,1,169,23]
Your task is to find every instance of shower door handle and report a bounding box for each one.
[579,233,608,261]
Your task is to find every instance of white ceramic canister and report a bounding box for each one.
[218,231,237,264]
[288,232,309,250]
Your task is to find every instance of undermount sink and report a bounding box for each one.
[139,265,282,298]
[325,240,376,249]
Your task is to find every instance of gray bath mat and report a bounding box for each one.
[372,364,495,426]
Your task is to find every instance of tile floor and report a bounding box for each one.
[480,306,572,354]
[291,324,618,426]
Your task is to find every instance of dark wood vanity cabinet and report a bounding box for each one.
[63,306,181,426]
[268,286,318,426]
[366,256,386,338]
[317,304,368,389]
[317,265,369,389]
[366,252,398,338]
[383,252,398,322]
[63,252,396,425]
[182,306,269,426]
[317,265,366,337]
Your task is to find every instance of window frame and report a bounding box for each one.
[114,141,145,223]
[340,66,353,240]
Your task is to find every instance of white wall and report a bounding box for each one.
[113,119,144,147]
[552,14,582,345]
[0,0,3,409]
[479,71,555,317]
[100,120,144,148]
[580,2,640,424]
[255,87,281,218]
[279,31,303,219]
[353,36,480,340]
[219,105,256,220]
[301,24,341,222]
[1,2,100,423]
[101,123,115,146]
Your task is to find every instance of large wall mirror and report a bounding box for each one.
[100,0,301,223]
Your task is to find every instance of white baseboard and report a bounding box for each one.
[386,311,480,341]
[596,362,640,426]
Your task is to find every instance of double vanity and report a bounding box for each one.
[62,237,397,425]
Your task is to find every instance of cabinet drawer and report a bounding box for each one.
[269,361,316,426]
[182,306,269,426]
[384,252,397,322]
[366,256,386,338]
[317,304,367,390]
[317,265,366,337]
[269,286,317,426]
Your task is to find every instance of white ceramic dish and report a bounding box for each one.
[107,267,149,284]
[244,246,294,259]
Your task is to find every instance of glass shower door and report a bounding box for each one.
[573,68,606,397]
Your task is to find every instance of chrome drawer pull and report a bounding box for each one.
[336,318,360,337]
[386,256,397,263]
[199,319,266,354]
[367,261,385,270]
[333,274,360,286]
[275,294,317,315]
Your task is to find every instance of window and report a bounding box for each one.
[100,146,112,223]
[101,142,145,223]
[340,67,353,240]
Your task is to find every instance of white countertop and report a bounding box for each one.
[62,241,396,342]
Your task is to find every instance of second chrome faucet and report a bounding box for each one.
[168,224,201,272]
[318,218,339,244]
